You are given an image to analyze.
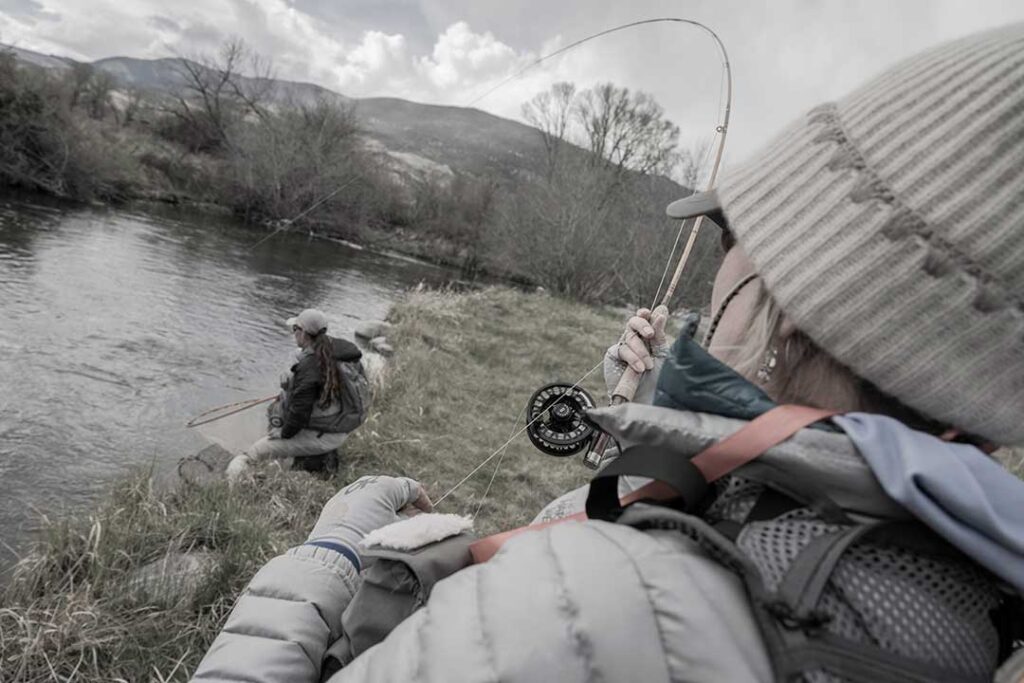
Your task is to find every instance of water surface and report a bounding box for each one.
[0,194,457,564]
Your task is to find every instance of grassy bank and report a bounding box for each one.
[0,287,624,681]
[3,287,1021,681]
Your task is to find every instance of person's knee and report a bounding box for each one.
[248,436,276,460]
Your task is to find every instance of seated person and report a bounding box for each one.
[227,309,367,480]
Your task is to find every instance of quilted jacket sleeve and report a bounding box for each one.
[330,519,772,682]
[191,545,359,683]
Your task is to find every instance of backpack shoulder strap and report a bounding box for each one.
[586,405,836,520]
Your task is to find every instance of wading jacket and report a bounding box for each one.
[280,336,362,438]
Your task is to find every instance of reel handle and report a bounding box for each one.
[582,371,641,469]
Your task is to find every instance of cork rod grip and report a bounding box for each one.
[611,364,643,403]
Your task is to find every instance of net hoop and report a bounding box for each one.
[185,395,277,428]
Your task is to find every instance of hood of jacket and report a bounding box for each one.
[330,336,362,362]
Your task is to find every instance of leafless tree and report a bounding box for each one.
[576,83,680,177]
[521,82,576,177]
[504,82,720,304]
[523,81,681,178]
[225,96,366,226]
[674,138,710,192]
[167,38,274,151]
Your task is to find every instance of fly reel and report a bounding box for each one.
[525,383,598,457]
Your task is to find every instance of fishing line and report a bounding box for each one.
[248,175,360,251]
[650,218,690,309]
[465,18,726,109]
[433,355,605,507]
[434,325,649,508]
[472,402,527,518]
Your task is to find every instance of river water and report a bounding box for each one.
[0,194,458,565]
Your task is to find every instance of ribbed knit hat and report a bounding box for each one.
[670,24,1024,445]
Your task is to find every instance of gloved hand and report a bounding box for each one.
[306,475,433,568]
[618,305,670,372]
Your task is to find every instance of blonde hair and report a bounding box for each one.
[724,281,940,424]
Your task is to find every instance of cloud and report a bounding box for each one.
[335,30,412,89]
[4,0,1024,165]
[415,21,517,88]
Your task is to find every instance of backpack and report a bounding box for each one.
[585,426,1024,683]
[336,359,370,431]
[305,359,371,435]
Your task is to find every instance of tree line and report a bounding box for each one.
[0,39,722,309]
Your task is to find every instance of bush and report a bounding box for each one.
[0,50,141,201]
[489,155,718,306]
[222,98,393,235]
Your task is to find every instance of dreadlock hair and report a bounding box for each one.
[309,331,344,409]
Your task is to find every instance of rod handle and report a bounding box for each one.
[611,364,643,403]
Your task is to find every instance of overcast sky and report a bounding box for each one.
[3,0,1023,170]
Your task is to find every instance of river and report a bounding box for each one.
[0,194,460,566]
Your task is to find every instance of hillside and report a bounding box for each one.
[1,43,703,306]
[11,48,551,180]
[9,46,686,187]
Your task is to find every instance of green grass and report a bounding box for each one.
[0,287,625,681]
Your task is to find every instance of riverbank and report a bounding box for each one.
[0,287,623,681]
[3,286,1022,681]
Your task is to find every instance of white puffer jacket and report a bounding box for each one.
[193,513,773,682]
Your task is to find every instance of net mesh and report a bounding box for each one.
[707,476,1003,681]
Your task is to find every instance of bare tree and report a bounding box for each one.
[674,138,710,192]
[575,83,680,177]
[167,38,274,151]
[226,95,364,226]
[506,82,720,304]
[521,82,576,176]
[523,81,681,179]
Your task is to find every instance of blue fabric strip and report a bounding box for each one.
[835,413,1024,594]
[305,540,361,572]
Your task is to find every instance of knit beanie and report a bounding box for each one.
[671,24,1024,445]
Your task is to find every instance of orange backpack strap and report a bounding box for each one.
[469,405,836,563]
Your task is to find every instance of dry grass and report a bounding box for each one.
[339,286,624,534]
[0,470,340,681]
[12,286,1013,681]
[0,286,625,681]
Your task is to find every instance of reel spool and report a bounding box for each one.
[525,383,598,457]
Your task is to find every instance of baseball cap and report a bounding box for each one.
[286,308,328,336]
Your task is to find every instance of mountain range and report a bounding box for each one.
[5,44,564,183]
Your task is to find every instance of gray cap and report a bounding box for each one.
[286,308,328,336]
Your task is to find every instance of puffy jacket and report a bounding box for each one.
[281,336,362,439]
[192,490,773,682]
